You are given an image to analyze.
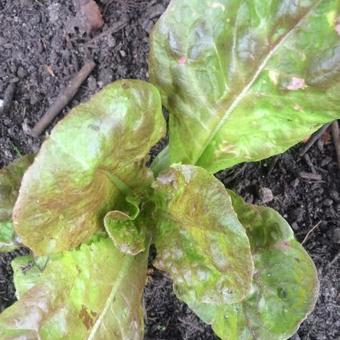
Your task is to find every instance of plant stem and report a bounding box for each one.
[150,146,171,176]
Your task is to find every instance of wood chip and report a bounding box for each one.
[299,172,322,181]
[299,123,332,157]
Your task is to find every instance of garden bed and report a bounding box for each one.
[0,1,339,339]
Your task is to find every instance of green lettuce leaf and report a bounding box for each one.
[13,80,166,255]
[150,0,340,173]
[104,195,147,255]
[11,255,44,299]
[0,237,149,340]
[104,215,146,255]
[0,155,33,252]
[189,191,319,340]
[152,165,253,305]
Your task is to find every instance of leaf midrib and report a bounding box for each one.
[87,254,133,339]
[195,0,322,166]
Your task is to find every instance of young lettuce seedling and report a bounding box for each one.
[0,0,339,339]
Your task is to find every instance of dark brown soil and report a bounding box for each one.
[0,1,339,339]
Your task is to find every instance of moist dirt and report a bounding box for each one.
[0,1,339,339]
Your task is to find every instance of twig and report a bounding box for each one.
[303,153,316,174]
[268,155,280,175]
[327,251,340,269]
[301,221,322,245]
[331,120,340,170]
[30,60,96,137]
[0,82,16,116]
[299,172,322,181]
[85,19,128,47]
[222,164,246,185]
[299,123,332,156]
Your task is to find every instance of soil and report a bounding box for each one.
[0,1,339,339]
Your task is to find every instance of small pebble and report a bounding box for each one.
[17,66,27,79]
[330,190,340,202]
[333,228,340,244]
[259,187,274,203]
[48,3,60,24]
[292,222,300,231]
[323,199,333,207]
[30,94,39,106]
[9,64,17,74]
[30,13,41,25]
[87,76,97,92]
[98,68,113,85]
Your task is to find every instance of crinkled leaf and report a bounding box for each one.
[150,0,340,173]
[0,237,149,340]
[152,165,253,305]
[106,195,141,223]
[0,155,33,252]
[104,195,146,255]
[13,80,165,255]
[189,191,319,340]
[104,216,146,255]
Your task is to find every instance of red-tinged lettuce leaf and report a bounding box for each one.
[188,190,319,340]
[150,0,340,174]
[13,80,166,255]
[104,196,147,255]
[152,165,253,305]
[0,155,33,252]
[0,237,149,340]
[104,216,146,255]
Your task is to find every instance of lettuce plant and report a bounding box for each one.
[1,0,339,339]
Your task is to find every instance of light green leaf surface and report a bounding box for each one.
[0,155,33,252]
[150,0,340,173]
[13,80,166,255]
[0,237,149,340]
[152,165,253,305]
[104,215,146,255]
[12,255,43,300]
[104,196,146,255]
[189,191,319,340]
